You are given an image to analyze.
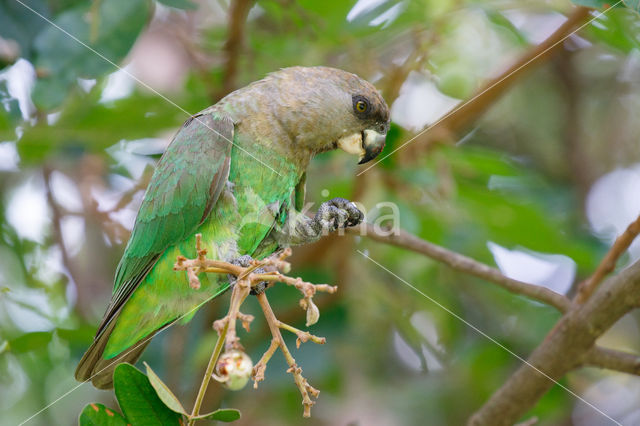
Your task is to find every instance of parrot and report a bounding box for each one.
[75,66,390,389]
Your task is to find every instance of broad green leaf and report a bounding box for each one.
[79,403,128,426]
[156,0,198,10]
[143,362,187,415]
[0,0,50,61]
[32,0,150,109]
[191,409,241,422]
[113,363,182,426]
[31,75,75,111]
[56,325,96,344]
[9,331,52,353]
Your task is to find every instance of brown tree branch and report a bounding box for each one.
[575,213,640,303]
[348,224,571,312]
[554,51,594,206]
[217,0,255,99]
[583,346,640,375]
[403,6,592,156]
[348,219,640,423]
[467,258,640,426]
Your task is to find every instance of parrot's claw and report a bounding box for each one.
[314,197,363,234]
[228,255,270,295]
[229,255,255,268]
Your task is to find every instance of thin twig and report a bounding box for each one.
[216,280,251,351]
[583,346,640,375]
[575,214,640,303]
[349,224,571,312]
[175,235,330,417]
[218,0,255,98]
[255,292,320,417]
[188,321,229,426]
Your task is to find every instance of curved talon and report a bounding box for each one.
[314,197,364,234]
[228,254,269,294]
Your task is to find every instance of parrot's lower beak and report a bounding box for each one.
[337,129,386,164]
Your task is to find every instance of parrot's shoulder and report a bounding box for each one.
[106,111,234,319]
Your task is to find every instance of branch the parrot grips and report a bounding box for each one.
[173,235,337,417]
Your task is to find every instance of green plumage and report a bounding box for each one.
[76,66,389,389]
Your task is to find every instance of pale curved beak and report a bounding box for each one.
[359,129,386,164]
[337,129,387,164]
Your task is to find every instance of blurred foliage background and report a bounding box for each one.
[2,0,640,425]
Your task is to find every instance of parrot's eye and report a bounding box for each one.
[352,95,370,116]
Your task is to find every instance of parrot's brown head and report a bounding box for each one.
[233,66,390,164]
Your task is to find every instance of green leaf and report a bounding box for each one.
[56,325,97,344]
[585,8,640,53]
[17,92,183,164]
[143,362,187,415]
[0,79,22,135]
[31,0,150,109]
[79,403,128,426]
[156,0,198,10]
[483,10,528,46]
[0,0,50,61]
[31,75,75,111]
[113,363,183,426]
[9,331,52,353]
[191,409,241,422]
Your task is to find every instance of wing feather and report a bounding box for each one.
[94,112,233,338]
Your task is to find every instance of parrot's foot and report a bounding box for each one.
[252,292,323,417]
[313,197,364,235]
[228,255,270,295]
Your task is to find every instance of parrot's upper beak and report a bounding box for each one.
[337,129,386,164]
[358,129,386,164]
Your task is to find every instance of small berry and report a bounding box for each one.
[213,350,253,391]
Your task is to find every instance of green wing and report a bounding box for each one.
[96,112,234,336]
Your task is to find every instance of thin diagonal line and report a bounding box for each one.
[357,250,622,425]
[357,2,621,176]
[18,285,230,425]
[13,0,281,177]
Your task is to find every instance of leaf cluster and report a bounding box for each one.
[78,363,240,425]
